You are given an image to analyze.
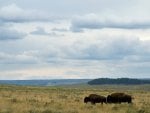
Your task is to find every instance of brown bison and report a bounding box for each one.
[84,94,106,105]
[107,93,132,104]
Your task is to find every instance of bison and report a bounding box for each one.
[107,93,132,104]
[84,96,90,103]
[84,94,106,105]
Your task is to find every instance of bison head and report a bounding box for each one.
[84,97,90,103]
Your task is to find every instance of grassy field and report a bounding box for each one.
[0,84,150,113]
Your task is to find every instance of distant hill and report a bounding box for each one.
[88,78,150,85]
[0,79,90,86]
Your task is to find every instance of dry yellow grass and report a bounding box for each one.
[0,84,150,113]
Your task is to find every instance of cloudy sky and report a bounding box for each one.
[0,0,150,80]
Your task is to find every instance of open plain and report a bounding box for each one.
[0,84,150,113]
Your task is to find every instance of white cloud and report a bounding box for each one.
[70,14,150,32]
[30,27,64,37]
[0,27,26,40]
[1,35,149,64]
[30,27,52,35]
[0,51,38,64]
[52,28,68,32]
[0,4,58,23]
[0,1,150,79]
[62,36,150,62]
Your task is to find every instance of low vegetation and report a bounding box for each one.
[0,84,150,113]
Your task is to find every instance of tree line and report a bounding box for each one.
[88,78,150,85]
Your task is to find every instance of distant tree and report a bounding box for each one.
[88,78,150,85]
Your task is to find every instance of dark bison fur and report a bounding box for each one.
[84,94,106,105]
[84,96,90,103]
[107,93,132,104]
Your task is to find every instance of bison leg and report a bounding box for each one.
[91,102,96,105]
[128,100,132,104]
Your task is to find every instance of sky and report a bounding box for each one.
[0,0,150,80]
